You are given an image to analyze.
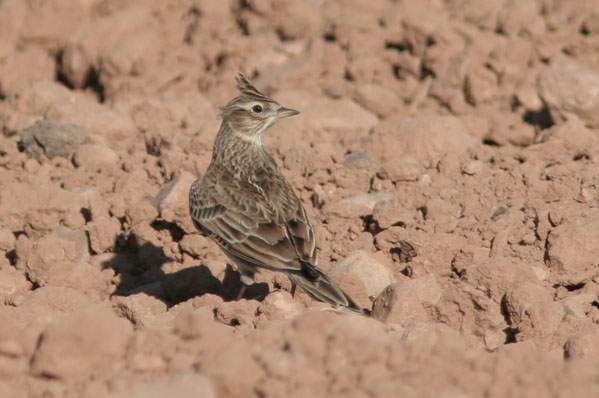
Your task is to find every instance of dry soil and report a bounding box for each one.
[1,0,599,397]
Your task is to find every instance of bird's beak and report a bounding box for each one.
[278,107,299,118]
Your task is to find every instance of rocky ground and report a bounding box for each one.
[1,0,599,397]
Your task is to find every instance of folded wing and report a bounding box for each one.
[189,178,314,274]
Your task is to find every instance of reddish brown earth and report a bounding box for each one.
[1,0,599,397]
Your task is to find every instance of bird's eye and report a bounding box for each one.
[252,104,263,113]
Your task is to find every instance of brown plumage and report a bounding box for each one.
[189,73,362,313]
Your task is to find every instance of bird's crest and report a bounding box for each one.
[235,72,273,102]
[219,72,277,117]
[220,72,275,116]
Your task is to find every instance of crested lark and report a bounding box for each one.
[189,73,363,313]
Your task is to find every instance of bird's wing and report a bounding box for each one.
[190,174,363,312]
[189,176,313,274]
[282,201,317,264]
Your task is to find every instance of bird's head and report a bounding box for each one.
[219,73,299,145]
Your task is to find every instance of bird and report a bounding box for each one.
[188,72,363,313]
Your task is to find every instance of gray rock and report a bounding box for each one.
[343,151,378,170]
[51,226,90,263]
[19,120,91,159]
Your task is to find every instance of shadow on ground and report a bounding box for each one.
[101,236,268,306]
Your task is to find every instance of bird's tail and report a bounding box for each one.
[288,269,365,314]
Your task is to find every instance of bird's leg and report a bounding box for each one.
[236,284,247,301]
[290,282,297,298]
[235,265,255,301]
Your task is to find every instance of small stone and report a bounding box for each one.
[125,200,159,226]
[73,143,119,171]
[485,112,535,146]
[324,84,346,99]
[545,212,599,276]
[153,172,198,212]
[51,226,90,263]
[538,57,599,128]
[256,291,302,322]
[329,250,395,299]
[514,80,543,111]
[325,193,393,218]
[23,158,40,173]
[578,187,593,203]
[464,67,497,105]
[409,275,442,308]
[25,234,78,286]
[152,171,196,231]
[484,330,506,351]
[461,160,484,176]
[71,186,111,221]
[18,120,91,159]
[372,200,413,230]
[25,233,112,297]
[14,234,33,271]
[489,230,508,258]
[112,293,168,329]
[343,151,378,170]
[561,292,597,318]
[371,281,429,326]
[520,232,536,246]
[548,208,564,226]
[425,198,457,221]
[86,217,121,254]
[491,207,507,219]
[214,300,261,327]
[504,281,564,344]
[178,234,210,258]
[503,281,552,325]
[531,266,549,281]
